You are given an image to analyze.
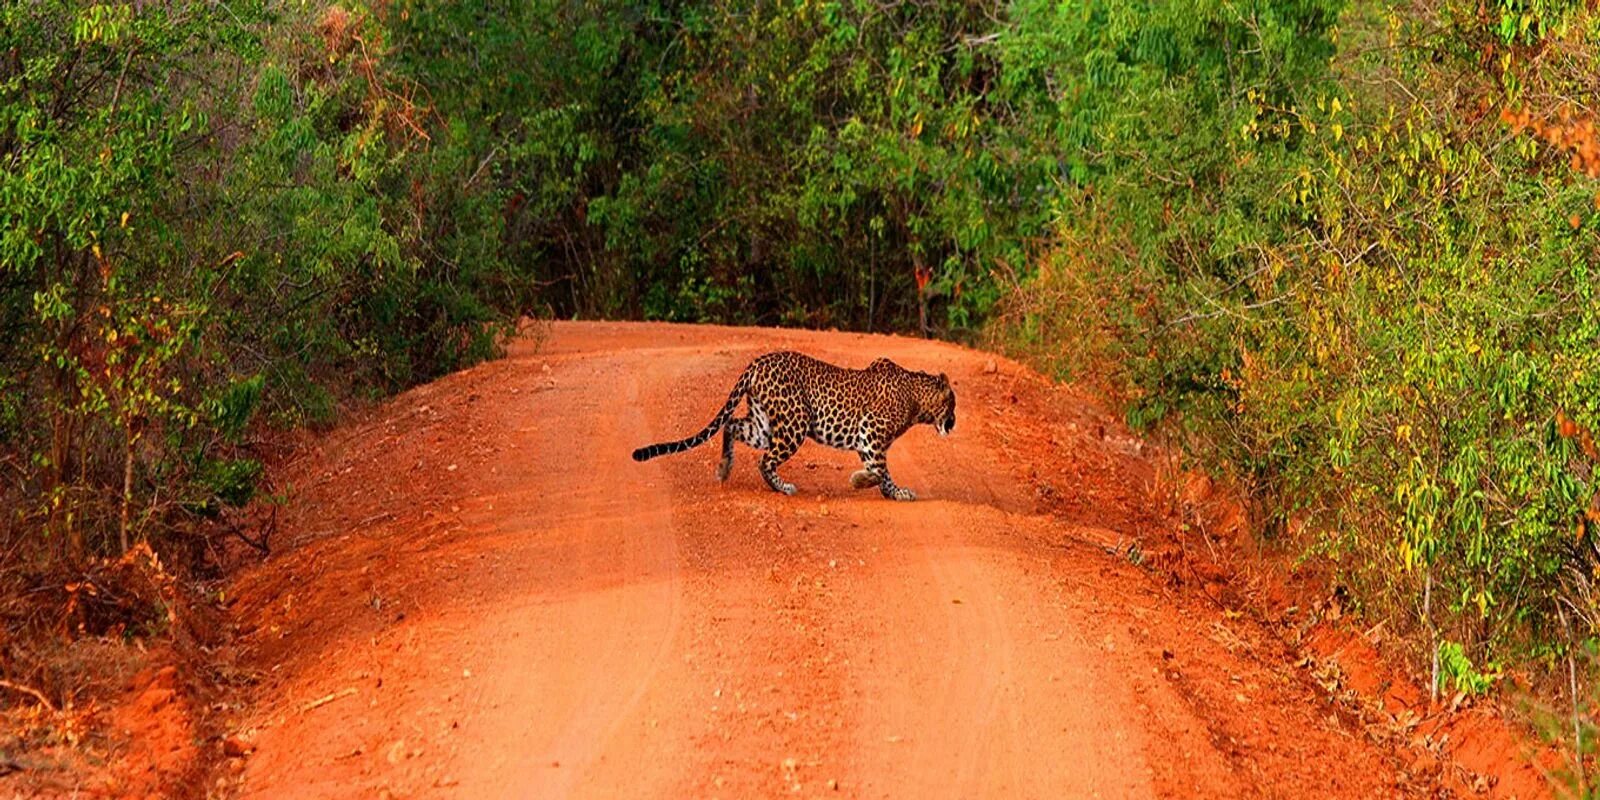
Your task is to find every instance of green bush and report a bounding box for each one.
[0,0,528,563]
[381,0,1060,333]
[991,0,1600,675]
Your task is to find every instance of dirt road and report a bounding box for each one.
[224,322,1425,799]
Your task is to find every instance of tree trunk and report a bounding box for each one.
[1425,571,1437,705]
[120,423,134,553]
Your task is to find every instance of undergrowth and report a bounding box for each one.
[988,0,1600,694]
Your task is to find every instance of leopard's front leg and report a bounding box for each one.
[855,439,915,501]
[848,456,882,489]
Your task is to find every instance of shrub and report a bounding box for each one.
[990,0,1600,676]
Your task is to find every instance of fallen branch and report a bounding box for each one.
[356,511,395,528]
[0,679,57,713]
[229,506,276,556]
[300,687,357,713]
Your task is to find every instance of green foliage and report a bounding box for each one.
[1232,0,1600,665]
[197,458,264,510]
[208,376,265,445]
[1,0,533,561]
[991,0,1338,406]
[1438,639,1499,695]
[382,0,1059,333]
[991,0,1600,675]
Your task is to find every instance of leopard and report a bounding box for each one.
[631,351,956,501]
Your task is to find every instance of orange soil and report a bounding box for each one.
[207,321,1550,799]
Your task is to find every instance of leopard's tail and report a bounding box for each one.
[632,372,749,462]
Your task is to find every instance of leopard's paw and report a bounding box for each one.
[849,469,881,489]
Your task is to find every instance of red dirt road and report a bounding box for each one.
[223,322,1433,799]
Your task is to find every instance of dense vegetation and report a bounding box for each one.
[3,0,1599,704]
[991,0,1600,692]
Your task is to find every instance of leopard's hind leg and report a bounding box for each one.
[718,423,737,481]
[719,399,773,481]
[719,418,769,480]
[758,419,804,496]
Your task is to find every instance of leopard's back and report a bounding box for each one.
[737,352,923,450]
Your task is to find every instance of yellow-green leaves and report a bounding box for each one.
[72,3,131,45]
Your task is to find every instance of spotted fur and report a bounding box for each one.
[631,351,956,500]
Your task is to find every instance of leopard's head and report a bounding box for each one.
[918,372,957,437]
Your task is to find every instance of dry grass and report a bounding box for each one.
[0,535,216,793]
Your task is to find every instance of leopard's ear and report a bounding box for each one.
[938,372,950,387]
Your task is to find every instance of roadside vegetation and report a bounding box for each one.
[3,0,1600,784]
[988,0,1600,700]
